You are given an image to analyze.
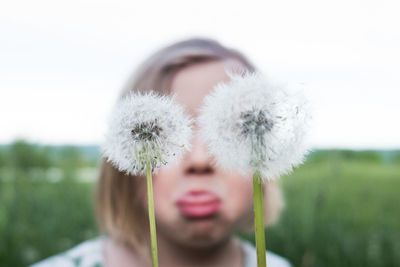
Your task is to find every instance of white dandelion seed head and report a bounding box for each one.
[198,71,312,181]
[102,92,193,175]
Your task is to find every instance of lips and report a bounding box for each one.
[176,190,221,219]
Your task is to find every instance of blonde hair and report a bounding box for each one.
[95,38,284,257]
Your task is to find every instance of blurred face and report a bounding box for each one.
[150,60,253,248]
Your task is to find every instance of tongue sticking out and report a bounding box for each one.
[176,190,221,218]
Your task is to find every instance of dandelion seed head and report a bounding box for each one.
[239,109,274,137]
[198,71,311,181]
[131,120,163,141]
[102,92,193,175]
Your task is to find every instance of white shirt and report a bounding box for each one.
[31,236,292,267]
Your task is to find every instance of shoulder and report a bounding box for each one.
[30,236,105,267]
[240,239,292,267]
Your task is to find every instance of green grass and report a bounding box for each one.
[0,176,98,266]
[1,142,399,267]
[265,160,400,267]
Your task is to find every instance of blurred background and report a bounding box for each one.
[1,0,399,266]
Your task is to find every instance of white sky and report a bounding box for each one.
[1,0,399,149]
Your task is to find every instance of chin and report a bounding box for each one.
[182,231,230,250]
[179,217,233,248]
[157,211,235,248]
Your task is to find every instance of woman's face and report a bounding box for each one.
[151,60,254,248]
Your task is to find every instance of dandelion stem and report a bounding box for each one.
[146,164,159,267]
[253,170,267,267]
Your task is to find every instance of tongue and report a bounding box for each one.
[179,191,218,204]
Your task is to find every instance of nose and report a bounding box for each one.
[183,132,214,176]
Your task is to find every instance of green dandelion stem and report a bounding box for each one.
[146,164,159,267]
[253,170,267,267]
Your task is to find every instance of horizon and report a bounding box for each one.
[1,141,400,151]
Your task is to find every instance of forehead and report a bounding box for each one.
[170,60,233,117]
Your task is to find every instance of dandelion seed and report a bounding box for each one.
[198,71,311,181]
[102,91,193,175]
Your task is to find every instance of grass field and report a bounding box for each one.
[0,142,399,267]
[264,158,400,267]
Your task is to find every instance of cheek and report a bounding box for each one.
[151,164,181,217]
[222,175,253,219]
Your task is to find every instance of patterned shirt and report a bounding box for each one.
[31,236,292,267]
